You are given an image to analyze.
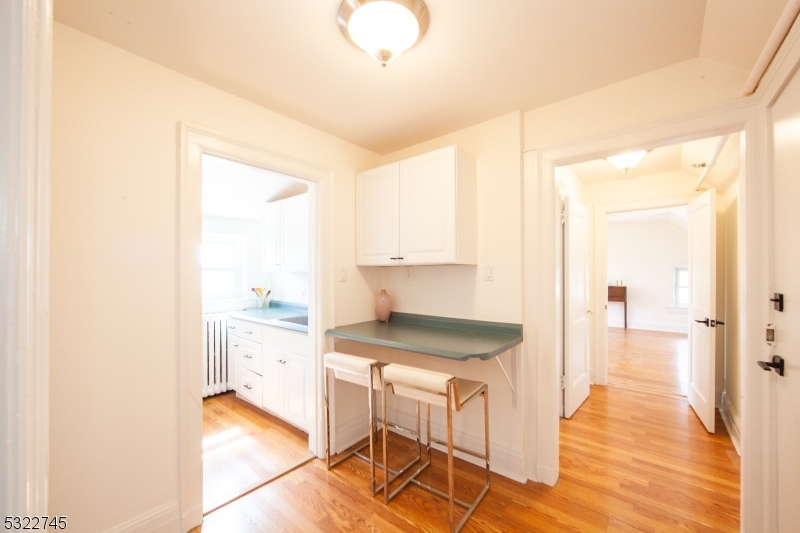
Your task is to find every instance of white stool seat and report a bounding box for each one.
[381,362,490,533]
[325,352,383,389]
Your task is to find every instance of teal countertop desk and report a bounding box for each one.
[325,312,523,362]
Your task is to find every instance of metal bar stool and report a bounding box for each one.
[381,363,490,533]
[323,352,422,496]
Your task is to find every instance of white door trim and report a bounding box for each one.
[177,123,333,530]
[1,0,52,516]
[591,193,700,386]
[523,97,769,530]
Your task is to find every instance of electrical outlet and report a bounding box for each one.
[405,266,414,280]
[484,264,494,281]
[339,267,347,282]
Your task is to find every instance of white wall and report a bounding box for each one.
[50,23,380,532]
[606,219,688,333]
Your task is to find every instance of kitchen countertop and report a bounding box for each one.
[228,301,308,333]
[325,312,522,361]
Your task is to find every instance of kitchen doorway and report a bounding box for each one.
[177,124,333,529]
[199,154,315,514]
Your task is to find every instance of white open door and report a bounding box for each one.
[687,189,716,433]
[770,64,800,533]
[564,196,591,418]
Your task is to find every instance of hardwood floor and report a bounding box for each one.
[191,385,739,532]
[202,392,313,513]
[608,328,689,396]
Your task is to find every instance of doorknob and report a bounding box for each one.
[587,309,594,314]
[757,355,785,376]
[694,318,710,326]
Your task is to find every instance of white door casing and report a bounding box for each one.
[564,196,591,418]
[687,189,717,433]
[769,66,800,533]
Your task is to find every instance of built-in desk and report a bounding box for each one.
[326,312,523,401]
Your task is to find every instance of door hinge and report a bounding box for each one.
[560,212,566,225]
[560,375,565,390]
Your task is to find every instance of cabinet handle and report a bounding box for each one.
[244,330,253,334]
[228,326,236,330]
[244,354,252,359]
[232,344,239,347]
[244,384,252,390]
[389,257,404,260]
[279,359,286,364]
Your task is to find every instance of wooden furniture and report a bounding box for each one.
[227,311,312,431]
[381,364,490,533]
[608,285,627,329]
[263,192,308,272]
[355,145,477,266]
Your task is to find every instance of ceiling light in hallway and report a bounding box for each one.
[606,150,648,174]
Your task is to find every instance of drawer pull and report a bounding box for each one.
[227,326,236,329]
[244,384,252,390]
[244,330,253,334]
[232,344,239,347]
[279,359,286,364]
[243,354,253,359]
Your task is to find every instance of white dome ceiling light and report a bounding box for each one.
[606,150,649,174]
[338,0,430,67]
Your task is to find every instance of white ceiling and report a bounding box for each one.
[202,155,307,220]
[608,206,688,230]
[565,133,741,188]
[54,1,787,154]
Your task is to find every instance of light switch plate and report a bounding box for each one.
[484,265,494,281]
[339,267,347,282]
[405,266,414,280]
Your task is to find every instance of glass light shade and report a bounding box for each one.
[348,2,420,64]
[606,150,648,171]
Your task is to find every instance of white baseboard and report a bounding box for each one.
[536,464,558,487]
[387,407,526,484]
[720,391,741,456]
[182,503,203,533]
[608,321,688,334]
[102,501,180,533]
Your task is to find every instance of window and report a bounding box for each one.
[202,233,246,300]
[674,266,689,308]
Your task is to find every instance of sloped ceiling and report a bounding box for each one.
[54,1,788,154]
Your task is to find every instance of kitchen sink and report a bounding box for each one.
[278,315,308,326]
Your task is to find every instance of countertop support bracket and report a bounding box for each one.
[495,347,518,407]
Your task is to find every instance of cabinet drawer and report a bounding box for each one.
[263,325,311,357]
[238,339,263,376]
[238,367,263,407]
[226,318,262,343]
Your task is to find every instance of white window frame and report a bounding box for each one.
[202,233,247,301]
[673,266,689,308]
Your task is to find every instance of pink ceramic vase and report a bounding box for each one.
[375,289,392,322]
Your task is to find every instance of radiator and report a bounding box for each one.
[202,313,232,398]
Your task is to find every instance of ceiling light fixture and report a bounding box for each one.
[606,150,648,174]
[338,0,430,67]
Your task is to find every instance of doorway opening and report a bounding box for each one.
[605,206,690,398]
[199,154,315,514]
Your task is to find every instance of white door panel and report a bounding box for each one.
[770,66,800,532]
[564,197,591,418]
[687,189,716,433]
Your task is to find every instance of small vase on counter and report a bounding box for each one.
[376,289,392,322]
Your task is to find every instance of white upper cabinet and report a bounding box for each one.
[279,193,309,272]
[356,145,476,266]
[263,193,308,273]
[356,164,400,265]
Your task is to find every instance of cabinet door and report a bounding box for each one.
[227,335,240,391]
[356,163,400,266]
[279,193,309,272]
[263,201,281,272]
[261,348,285,415]
[399,146,457,264]
[283,353,308,430]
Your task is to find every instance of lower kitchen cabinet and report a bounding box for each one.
[261,346,309,431]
